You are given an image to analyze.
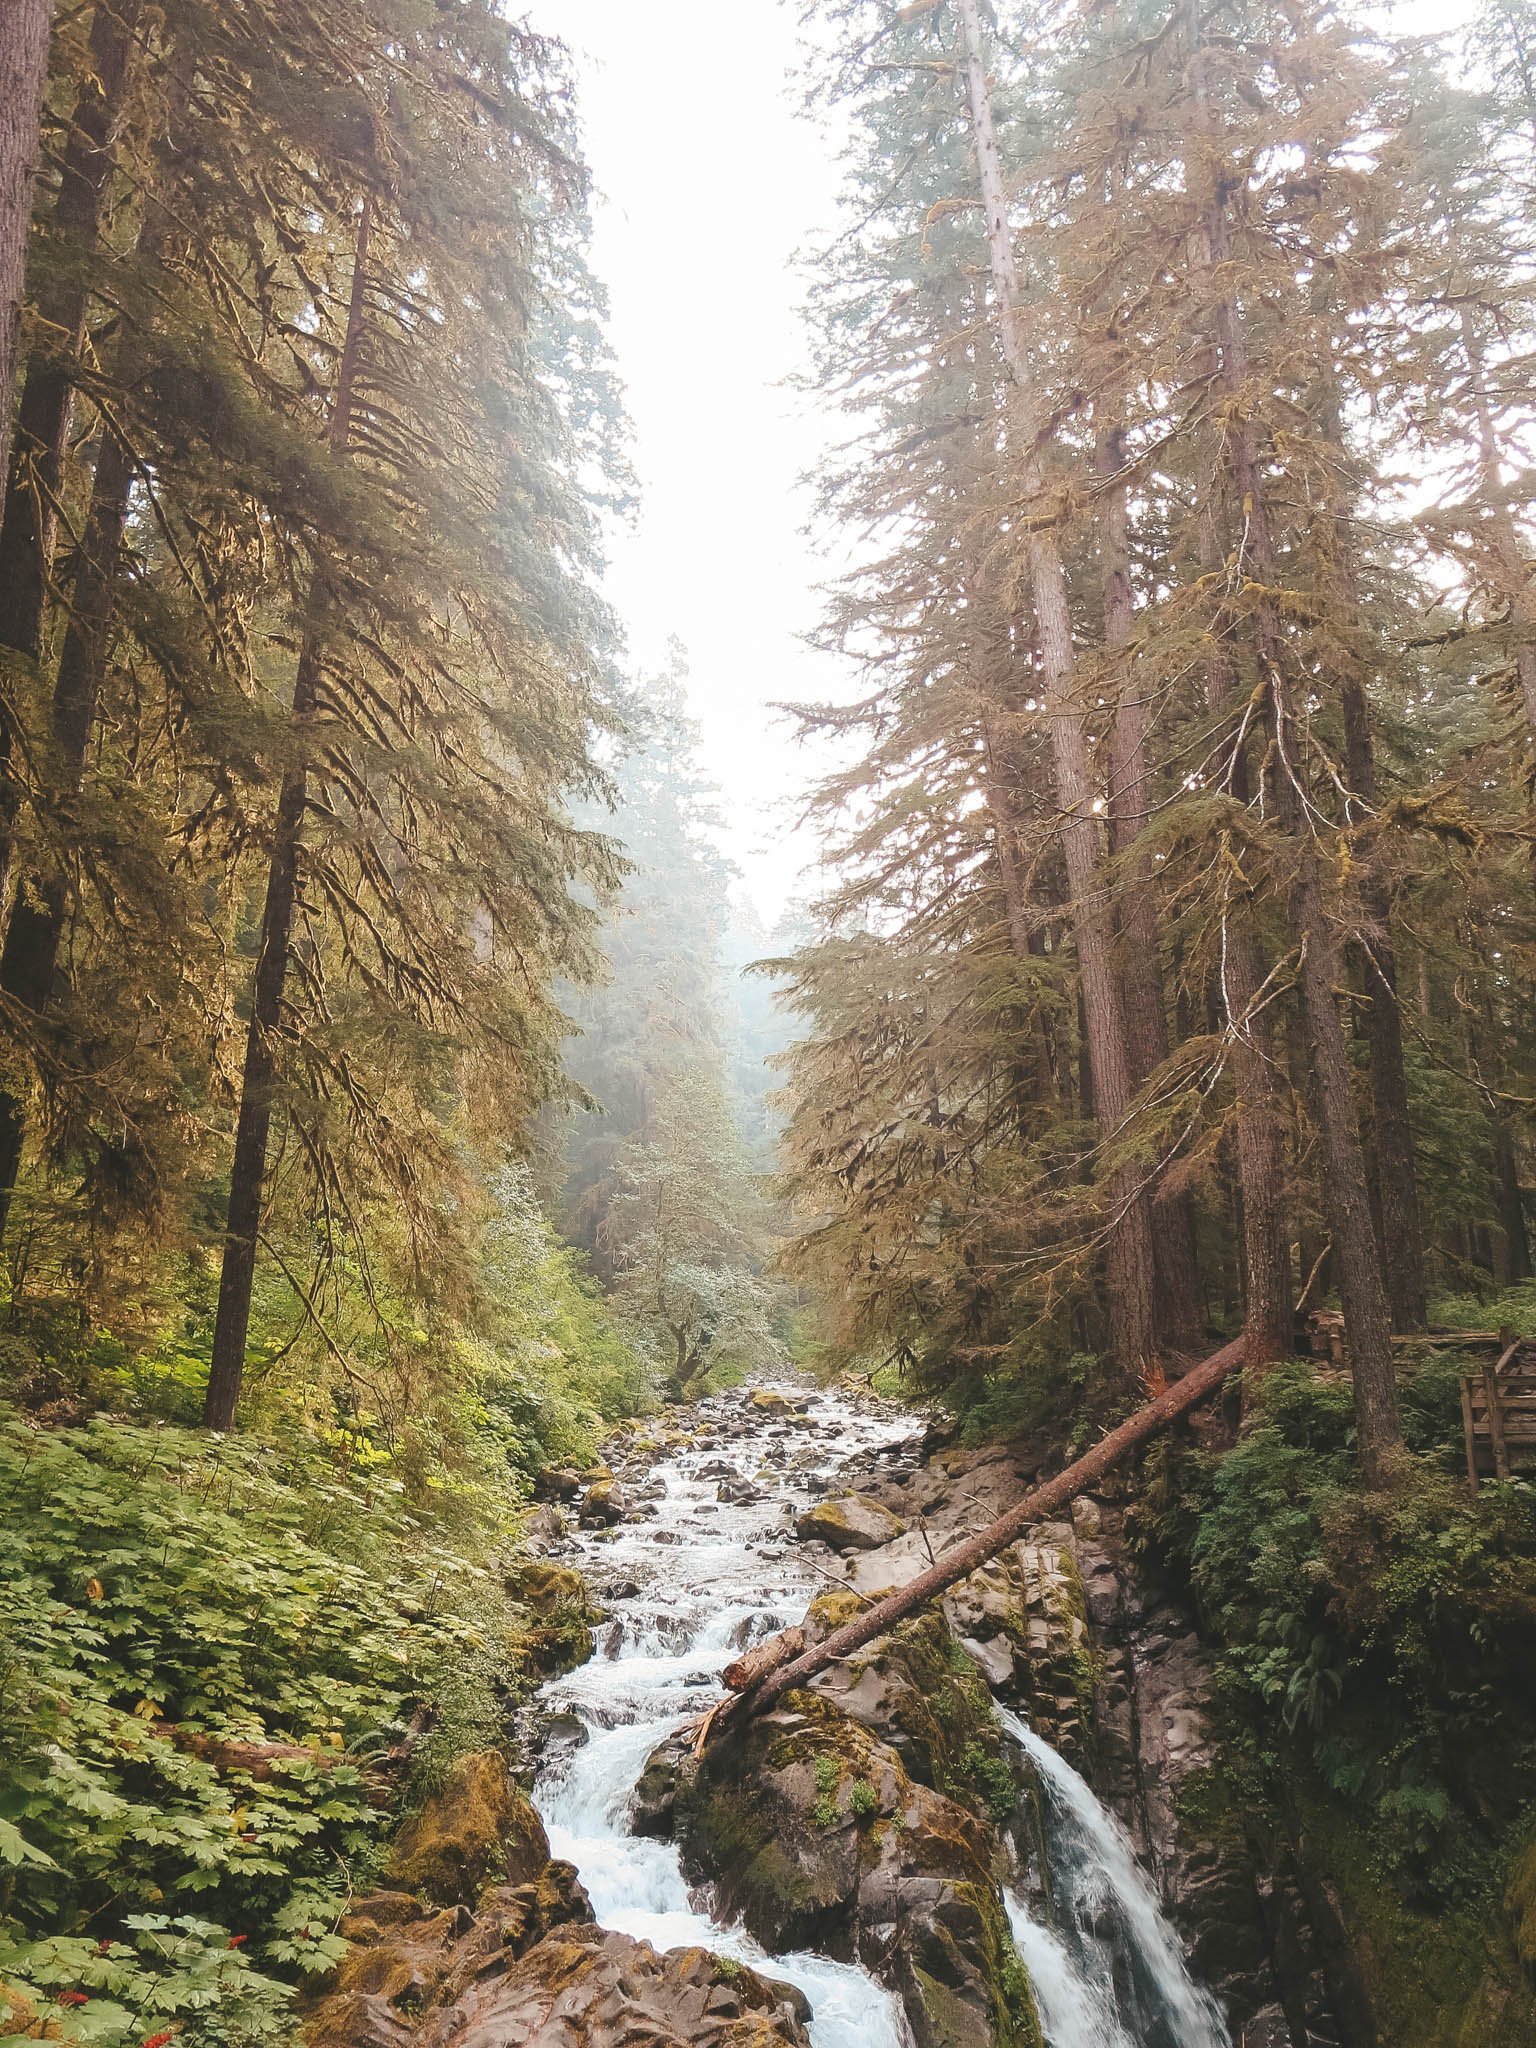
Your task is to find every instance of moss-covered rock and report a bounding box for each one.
[507,1558,590,1614]
[669,1664,1037,2048]
[815,1609,1022,1822]
[387,1750,548,1906]
[941,1538,1095,1756]
[578,1478,624,1527]
[795,1493,906,1551]
[748,1389,802,1415]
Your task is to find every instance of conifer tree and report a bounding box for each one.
[0,0,50,454]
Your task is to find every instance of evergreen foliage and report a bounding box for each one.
[778,0,1536,1472]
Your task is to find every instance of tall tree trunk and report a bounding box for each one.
[1336,680,1427,1331]
[1173,4,1291,1375]
[0,428,134,1230]
[1458,309,1536,751]
[1306,285,1427,1331]
[0,0,140,664]
[1196,534,1292,1373]
[956,0,1158,1375]
[1478,991,1532,1284]
[1493,1111,1532,1285]
[0,0,51,460]
[1099,419,1204,1354]
[204,198,372,1432]
[1181,2,1403,1482]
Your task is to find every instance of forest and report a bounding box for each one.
[0,2,1534,2047]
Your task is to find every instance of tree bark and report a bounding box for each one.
[0,427,135,1230]
[1176,4,1293,1377]
[709,1333,1245,1736]
[0,0,51,463]
[1336,681,1427,1331]
[1222,417,1403,1486]
[1458,309,1536,752]
[204,198,372,1432]
[955,0,1158,1375]
[0,0,140,666]
[1099,420,1204,1354]
[1305,283,1427,1332]
[1193,474,1291,1372]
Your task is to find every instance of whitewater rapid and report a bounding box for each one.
[527,1384,1230,2048]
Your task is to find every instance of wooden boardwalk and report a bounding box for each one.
[1302,1313,1536,1485]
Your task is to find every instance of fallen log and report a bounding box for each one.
[709,1334,1245,1739]
[722,1625,804,1694]
[151,1725,348,1780]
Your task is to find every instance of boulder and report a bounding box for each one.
[308,1856,812,2048]
[416,1925,811,2047]
[794,1492,906,1551]
[507,1558,589,1615]
[387,1750,548,1906]
[747,1389,802,1415]
[579,1478,625,1526]
[664,1614,1043,2048]
[521,1502,565,1550]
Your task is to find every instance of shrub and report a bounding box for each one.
[1156,1360,1536,1897]
[0,1408,509,2045]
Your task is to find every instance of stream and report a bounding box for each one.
[529,1383,1231,2048]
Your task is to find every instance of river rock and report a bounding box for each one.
[386,1750,549,1906]
[507,1558,588,1614]
[534,1466,582,1501]
[661,1610,1043,2048]
[579,1478,625,1526]
[307,1860,811,2048]
[794,1492,906,1551]
[748,1389,804,1415]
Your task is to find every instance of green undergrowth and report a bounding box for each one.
[0,1406,529,2048]
[1133,1354,1536,2038]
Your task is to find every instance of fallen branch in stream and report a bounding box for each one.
[698,1335,1245,1748]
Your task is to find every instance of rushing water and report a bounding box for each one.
[998,1709,1229,2048]
[528,1383,1229,2048]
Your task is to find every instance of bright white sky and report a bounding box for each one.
[541,0,843,925]
[541,0,1474,924]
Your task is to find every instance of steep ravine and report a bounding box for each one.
[525,1383,1241,2048]
[303,1379,1502,2047]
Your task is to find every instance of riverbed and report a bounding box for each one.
[528,1382,1230,2048]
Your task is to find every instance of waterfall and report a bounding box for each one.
[998,1706,1230,2048]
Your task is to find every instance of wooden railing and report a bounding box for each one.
[1461,1337,1536,1484]
[1302,1313,1534,1487]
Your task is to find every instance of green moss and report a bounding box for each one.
[908,1882,1044,2048]
[960,1742,1019,1824]
[387,1750,547,1906]
[807,1588,870,1632]
[849,1778,879,1824]
[1507,1823,1536,1970]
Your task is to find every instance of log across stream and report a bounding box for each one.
[527,1381,1232,2048]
